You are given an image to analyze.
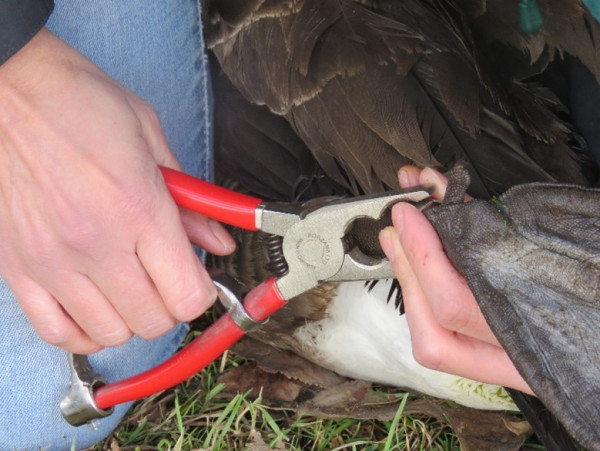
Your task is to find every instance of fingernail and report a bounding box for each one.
[398,168,410,188]
[208,219,236,252]
[422,167,440,179]
[379,227,397,262]
[391,202,405,234]
[421,167,445,185]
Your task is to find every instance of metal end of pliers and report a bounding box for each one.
[211,270,268,332]
[60,353,114,426]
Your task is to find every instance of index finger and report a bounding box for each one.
[136,192,217,322]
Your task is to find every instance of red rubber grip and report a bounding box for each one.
[160,166,262,231]
[94,278,286,409]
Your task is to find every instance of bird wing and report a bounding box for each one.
[426,168,600,450]
[204,0,597,197]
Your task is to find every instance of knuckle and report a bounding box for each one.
[132,315,176,340]
[433,296,470,332]
[134,100,161,128]
[79,315,133,347]
[36,321,73,347]
[411,338,444,371]
[58,213,100,251]
[115,183,164,229]
[21,236,56,266]
[14,221,62,266]
[144,107,162,129]
[30,202,101,255]
[93,326,133,348]
[36,321,101,354]
[117,186,155,217]
[171,285,217,322]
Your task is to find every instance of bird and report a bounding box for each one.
[202,0,598,198]
[209,222,518,412]
[201,0,600,448]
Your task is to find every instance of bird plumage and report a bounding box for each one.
[203,0,598,198]
[208,226,517,411]
[202,0,600,448]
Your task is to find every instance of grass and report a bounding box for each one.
[86,311,538,450]
[89,375,461,450]
[86,321,463,450]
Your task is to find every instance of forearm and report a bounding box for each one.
[0,0,54,65]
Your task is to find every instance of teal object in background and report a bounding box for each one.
[519,0,544,34]
[583,0,600,23]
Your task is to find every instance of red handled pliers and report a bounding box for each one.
[60,166,432,426]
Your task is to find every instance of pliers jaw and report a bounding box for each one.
[260,187,433,300]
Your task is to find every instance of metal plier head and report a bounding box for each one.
[258,189,432,300]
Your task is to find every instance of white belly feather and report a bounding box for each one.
[292,279,516,411]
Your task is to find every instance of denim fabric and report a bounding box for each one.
[0,1,212,449]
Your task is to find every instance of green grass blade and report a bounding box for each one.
[383,393,409,451]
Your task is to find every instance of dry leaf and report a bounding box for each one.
[222,338,532,450]
[219,361,304,402]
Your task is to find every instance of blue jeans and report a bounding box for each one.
[0,1,212,449]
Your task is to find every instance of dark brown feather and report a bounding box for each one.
[204,0,597,199]
[211,59,347,201]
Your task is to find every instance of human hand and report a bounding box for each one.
[379,166,533,395]
[0,29,235,354]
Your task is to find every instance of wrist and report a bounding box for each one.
[0,29,54,107]
[0,29,101,107]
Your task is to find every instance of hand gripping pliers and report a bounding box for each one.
[60,166,432,426]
